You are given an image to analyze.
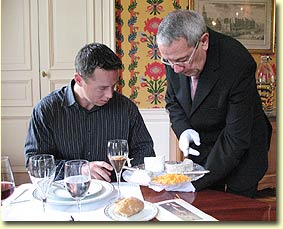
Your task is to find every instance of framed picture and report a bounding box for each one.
[189,0,275,53]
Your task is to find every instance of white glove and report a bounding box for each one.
[179,129,201,157]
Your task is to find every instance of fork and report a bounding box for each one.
[9,188,30,204]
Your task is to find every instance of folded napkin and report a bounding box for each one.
[148,182,195,192]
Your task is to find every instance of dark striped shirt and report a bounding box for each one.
[24,80,155,180]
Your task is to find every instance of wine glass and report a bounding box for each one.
[64,160,91,220]
[1,156,16,205]
[107,139,129,199]
[28,154,56,213]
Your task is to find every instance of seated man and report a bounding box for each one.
[24,43,155,181]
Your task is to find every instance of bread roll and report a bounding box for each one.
[114,197,144,217]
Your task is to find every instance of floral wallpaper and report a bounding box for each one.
[115,0,277,109]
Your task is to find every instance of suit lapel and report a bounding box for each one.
[190,70,220,115]
[190,33,221,116]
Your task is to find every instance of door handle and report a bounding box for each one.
[42,71,48,77]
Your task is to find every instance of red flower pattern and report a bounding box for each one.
[144,17,162,34]
[145,62,165,80]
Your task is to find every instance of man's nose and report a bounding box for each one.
[173,64,184,73]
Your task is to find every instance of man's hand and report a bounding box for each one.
[179,129,201,157]
[89,161,113,182]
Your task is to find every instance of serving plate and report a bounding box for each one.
[122,162,207,186]
[32,180,114,205]
[104,201,158,221]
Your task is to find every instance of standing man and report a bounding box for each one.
[25,43,155,181]
[156,10,272,197]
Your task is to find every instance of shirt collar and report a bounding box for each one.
[63,79,77,107]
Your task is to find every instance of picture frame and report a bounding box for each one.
[189,0,275,53]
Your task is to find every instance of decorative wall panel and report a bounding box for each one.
[115,0,276,109]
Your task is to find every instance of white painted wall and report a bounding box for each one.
[140,109,171,160]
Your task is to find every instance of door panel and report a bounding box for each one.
[1,0,39,172]
[1,0,40,111]
[39,0,95,97]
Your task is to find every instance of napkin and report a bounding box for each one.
[148,182,196,192]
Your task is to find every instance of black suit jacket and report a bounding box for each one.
[165,28,272,192]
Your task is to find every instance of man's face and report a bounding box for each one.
[158,36,208,77]
[76,68,119,108]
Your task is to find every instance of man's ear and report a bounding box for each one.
[201,33,209,51]
[74,73,83,86]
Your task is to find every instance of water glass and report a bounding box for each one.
[64,160,91,220]
[28,154,56,213]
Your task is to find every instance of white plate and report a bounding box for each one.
[104,201,158,221]
[48,180,102,200]
[32,180,114,205]
[122,163,206,186]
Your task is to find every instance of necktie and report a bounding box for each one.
[191,76,199,100]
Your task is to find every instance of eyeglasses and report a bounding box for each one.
[161,40,200,68]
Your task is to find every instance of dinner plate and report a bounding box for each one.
[32,180,114,205]
[122,162,206,186]
[104,201,158,221]
[48,180,103,200]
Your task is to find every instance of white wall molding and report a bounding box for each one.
[94,0,115,50]
[139,109,171,160]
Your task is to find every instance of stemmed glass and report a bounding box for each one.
[28,154,56,213]
[64,160,91,220]
[107,139,129,199]
[1,156,15,205]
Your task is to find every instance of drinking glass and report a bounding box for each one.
[28,154,56,213]
[64,160,91,220]
[107,139,129,199]
[1,156,15,205]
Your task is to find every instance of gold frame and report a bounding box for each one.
[189,0,275,53]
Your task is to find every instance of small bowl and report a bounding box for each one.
[165,161,184,174]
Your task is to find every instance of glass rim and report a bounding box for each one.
[65,159,89,165]
[107,139,128,142]
[29,154,55,161]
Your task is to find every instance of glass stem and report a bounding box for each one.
[76,199,81,221]
[116,172,121,199]
[42,198,47,213]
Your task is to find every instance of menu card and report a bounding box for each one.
[155,199,218,221]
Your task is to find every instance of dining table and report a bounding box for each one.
[1,180,276,222]
[141,186,276,221]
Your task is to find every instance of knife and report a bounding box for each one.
[123,166,139,171]
[9,188,30,204]
[184,170,210,175]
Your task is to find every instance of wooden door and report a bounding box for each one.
[1,0,40,174]
[1,0,115,179]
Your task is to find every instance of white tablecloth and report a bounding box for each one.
[1,182,144,221]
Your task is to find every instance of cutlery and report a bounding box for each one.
[9,199,31,204]
[124,165,209,175]
[184,170,210,175]
[123,166,139,171]
[9,188,29,204]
